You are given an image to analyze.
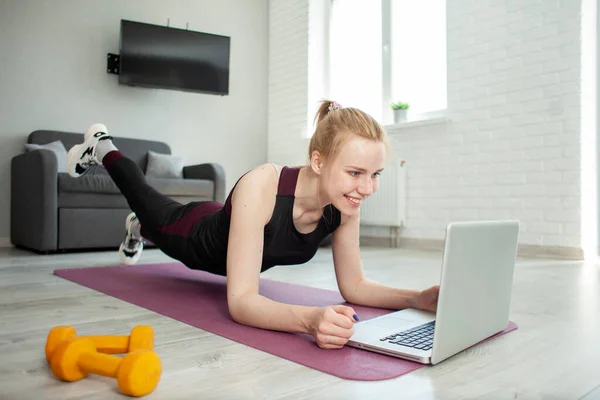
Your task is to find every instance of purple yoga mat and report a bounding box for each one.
[54,262,518,381]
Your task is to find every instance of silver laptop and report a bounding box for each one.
[347,220,519,365]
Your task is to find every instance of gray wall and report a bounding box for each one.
[0,0,268,240]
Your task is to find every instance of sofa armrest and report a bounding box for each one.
[183,163,226,203]
[11,150,59,251]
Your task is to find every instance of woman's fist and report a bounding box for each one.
[308,305,358,349]
[414,285,440,312]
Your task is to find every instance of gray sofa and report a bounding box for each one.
[11,130,225,253]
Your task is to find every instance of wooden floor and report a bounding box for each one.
[1,245,599,400]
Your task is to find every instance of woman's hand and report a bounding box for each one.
[413,285,440,312]
[307,305,358,349]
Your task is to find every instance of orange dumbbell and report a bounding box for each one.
[45,325,154,363]
[50,337,161,397]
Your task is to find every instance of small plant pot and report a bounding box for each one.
[394,109,408,123]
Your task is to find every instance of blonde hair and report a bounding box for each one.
[308,100,389,163]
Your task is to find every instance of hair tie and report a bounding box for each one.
[328,101,342,113]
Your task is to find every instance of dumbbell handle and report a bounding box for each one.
[77,349,124,378]
[85,336,131,354]
[46,326,154,363]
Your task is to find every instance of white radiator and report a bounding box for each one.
[360,158,407,227]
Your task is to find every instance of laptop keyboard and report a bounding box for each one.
[379,321,435,351]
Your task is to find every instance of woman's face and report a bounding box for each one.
[319,136,387,215]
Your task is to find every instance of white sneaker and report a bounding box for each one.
[67,123,113,178]
[119,212,144,265]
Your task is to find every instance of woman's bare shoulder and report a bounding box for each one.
[237,163,281,189]
[230,163,281,219]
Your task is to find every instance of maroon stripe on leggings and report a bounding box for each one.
[101,150,125,169]
[157,201,223,236]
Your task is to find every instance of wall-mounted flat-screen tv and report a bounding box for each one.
[118,20,230,95]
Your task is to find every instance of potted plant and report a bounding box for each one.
[390,101,410,123]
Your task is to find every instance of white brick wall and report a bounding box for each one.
[387,0,583,251]
[269,0,585,254]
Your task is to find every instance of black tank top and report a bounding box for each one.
[188,166,342,275]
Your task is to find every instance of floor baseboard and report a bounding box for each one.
[360,236,584,260]
[0,233,583,260]
[516,243,584,260]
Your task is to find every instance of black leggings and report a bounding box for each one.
[102,151,210,264]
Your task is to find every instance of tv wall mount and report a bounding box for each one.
[107,53,120,75]
[106,19,190,76]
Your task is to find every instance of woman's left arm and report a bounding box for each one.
[331,213,439,312]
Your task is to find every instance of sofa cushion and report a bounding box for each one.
[24,140,68,172]
[57,173,215,208]
[145,177,213,197]
[58,173,214,196]
[58,172,121,194]
[145,150,184,179]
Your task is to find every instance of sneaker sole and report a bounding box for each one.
[66,131,112,178]
[125,212,137,230]
[119,242,143,265]
[120,212,143,265]
[66,143,89,178]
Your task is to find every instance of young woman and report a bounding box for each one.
[66,100,439,349]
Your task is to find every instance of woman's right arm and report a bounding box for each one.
[225,164,357,349]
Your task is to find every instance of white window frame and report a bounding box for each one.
[322,0,449,129]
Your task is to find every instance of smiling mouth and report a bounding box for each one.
[345,195,362,206]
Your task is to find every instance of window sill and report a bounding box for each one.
[387,116,450,129]
[385,110,451,130]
